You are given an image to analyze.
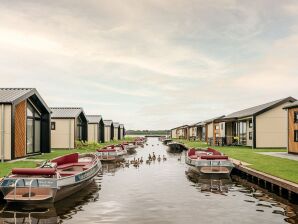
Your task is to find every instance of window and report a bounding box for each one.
[26,101,41,154]
[295,112,298,123]
[221,124,224,130]
[249,132,252,140]
[51,122,56,130]
[249,120,253,128]
[215,125,219,130]
[294,130,298,142]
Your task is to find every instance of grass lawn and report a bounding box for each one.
[0,161,38,177]
[0,137,134,177]
[178,139,298,184]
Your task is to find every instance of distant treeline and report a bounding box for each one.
[126,130,170,135]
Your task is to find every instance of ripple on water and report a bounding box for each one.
[0,137,297,224]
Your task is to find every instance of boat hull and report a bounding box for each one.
[1,155,102,204]
[185,157,234,175]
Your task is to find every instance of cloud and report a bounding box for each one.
[0,0,297,129]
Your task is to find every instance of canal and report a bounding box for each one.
[0,137,297,223]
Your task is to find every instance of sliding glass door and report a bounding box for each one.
[26,102,41,154]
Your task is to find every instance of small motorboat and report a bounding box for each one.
[121,142,137,154]
[162,139,173,145]
[185,148,234,175]
[96,145,127,162]
[134,137,146,146]
[0,153,101,204]
[167,142,188,153]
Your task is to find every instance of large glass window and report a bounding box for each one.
[239,121,247,145]
[26,102,41,154]
[27,119,34,153]
[294,130,298,142]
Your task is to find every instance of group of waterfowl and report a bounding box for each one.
[146,152,167,164]
[118,152,167,168]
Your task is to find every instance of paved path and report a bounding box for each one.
[258,152,298,161]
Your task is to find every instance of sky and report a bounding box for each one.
[0,0,298,130]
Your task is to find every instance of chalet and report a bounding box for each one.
[103,120,113,142]
[113,122,120,140]
[222,97,296,148]
[171,127,178,139]
[50,107,88,149]
[188,123,198,140]
[170,125,189,139]
[119,124,125,140]
[86,115,104,143]
[204,116,225,145]
[0,88,51,160]
[283,102,298,154]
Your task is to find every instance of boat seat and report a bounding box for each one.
[200,155,229,160]
[188,148,196,156]
[58,171,79,177]
[51,153,79,166]
[189,155,198,159]
[57,162,90,170]
[12,168,56,176]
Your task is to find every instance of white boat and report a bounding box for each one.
[185,148,234,175]
[0,153,101,204]
[96,145,127,162]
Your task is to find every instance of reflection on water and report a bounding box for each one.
[186,170,233,194]
[0,179,101,224]
[0,137,297,224]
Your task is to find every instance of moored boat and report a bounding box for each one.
[96,144,127,162]
[0,153,101,204]
[185,148,234,175]
[162,139,173,145]
[134,137,146,146]
[121,142,138,154]
[167,142,188,153]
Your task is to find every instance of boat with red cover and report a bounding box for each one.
[134,137,146,146]
[0,153,101,204]
[96,144,127,162]
[185,148,234,175]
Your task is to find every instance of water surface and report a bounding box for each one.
[0,137,297,223]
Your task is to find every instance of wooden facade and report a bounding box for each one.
[0,88,51,160]
[287,107,298,154]
[14,100,27,158]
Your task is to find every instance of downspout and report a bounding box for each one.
[1,104,5,162]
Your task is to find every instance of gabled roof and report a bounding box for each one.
[86,115,103,123]
[204,115,225,124]
[0,88,51,113]
[283,101,298,109]
[103,120,113,126]
[225,97,296,119]
[119,124,124,128]
[113,122,120,128]
[50,107,85,118]
[171,124,189,130]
